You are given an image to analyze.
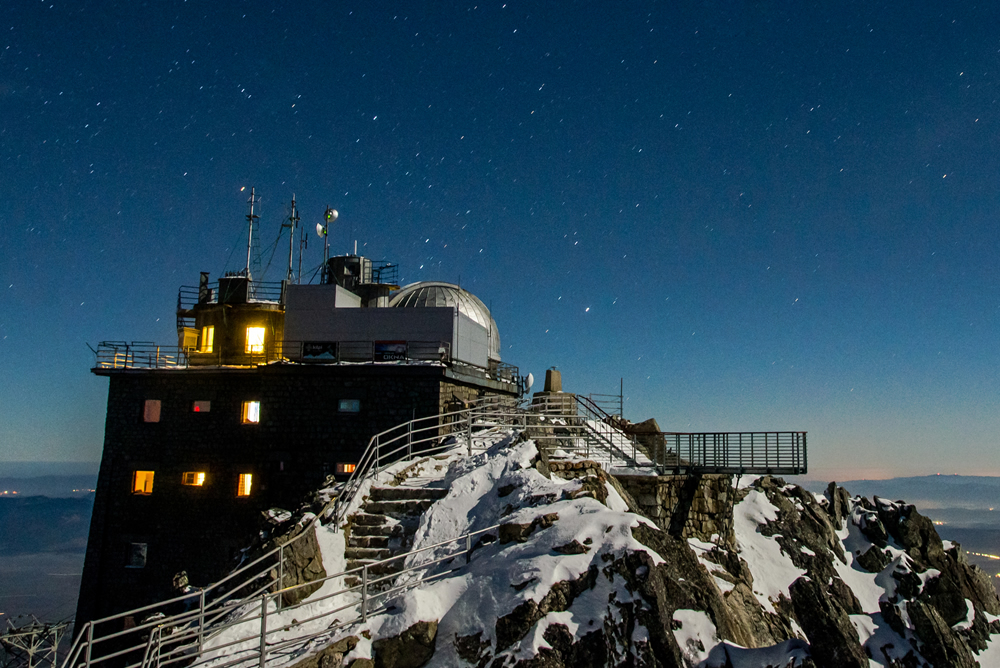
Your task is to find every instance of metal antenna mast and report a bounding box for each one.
[298,221,308,283]
[285,195,300,282]
[244,187,259,278]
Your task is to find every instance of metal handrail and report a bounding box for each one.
[62,397,514,668]
[64,395,807,668]
[329,395,512,529]
[65,514,505,668]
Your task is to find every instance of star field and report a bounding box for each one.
[3,1,1000,480]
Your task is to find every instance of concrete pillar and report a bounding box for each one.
[544,368,562,393]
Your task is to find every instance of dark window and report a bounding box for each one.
[143,400,161,422]
[126,542,147,569]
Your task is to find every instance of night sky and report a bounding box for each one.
[3,1,1000,481]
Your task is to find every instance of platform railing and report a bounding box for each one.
[652,431,808,474]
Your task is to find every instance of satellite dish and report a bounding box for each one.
[327,209,339,222]
[519,372,534,397]
[316,222,325,237]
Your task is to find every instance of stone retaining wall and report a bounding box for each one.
[550,460,736,548]
[614,473,735,548]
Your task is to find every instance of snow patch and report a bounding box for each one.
[731,489,805,613]
[672,608,718,665]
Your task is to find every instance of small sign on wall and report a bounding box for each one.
[303,342,337,360]
[374,340,407,362]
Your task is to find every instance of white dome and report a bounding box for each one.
[389,282,501,361]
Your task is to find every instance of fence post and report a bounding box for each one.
[276,543,284,611]
[259,593,268,668]
[361,565,369,621]
[408,419,413,459]
[467,410,473,456]
[466,533,473,563]
[85,622,93,668]
[198,589,206,653]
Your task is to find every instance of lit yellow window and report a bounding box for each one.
[182,472,206,486]
[237,473,253,497]
[132,471,154,495]
[242,401,261,424]
[201,326,215,353]
[245,327,265,353]
[336,463,357,474]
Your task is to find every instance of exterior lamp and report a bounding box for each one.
[317,207,338,283]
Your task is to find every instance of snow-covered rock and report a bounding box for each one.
[233,436,1000,668]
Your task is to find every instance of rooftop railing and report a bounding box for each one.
[92,342,188,370]
[94,340,452,369]
[177,280,285,310]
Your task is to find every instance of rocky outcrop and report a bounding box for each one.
[372,621,439,668]
[274,522,327,606]
[280,446,1000,668]
[286,636,360,668]
[788,577,868,668]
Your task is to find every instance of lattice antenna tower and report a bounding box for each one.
[0,617,67,668]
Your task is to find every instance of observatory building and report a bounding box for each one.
[78,238,520,628]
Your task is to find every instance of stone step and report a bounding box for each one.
[345,547,392,561]
[347,535,390,549]
[349,512,389,527]
[350,523,405,538]
[369,487,449,502]
[363,499,435,516]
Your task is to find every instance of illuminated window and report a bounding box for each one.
[132,471,155,495]
[245,327,265,354]
[192,400,211,413]
[338,399,360,413]
[143,400,161,423]
[336,463,357,474]
[237,473,253,497]
[201,326,215,353]
[242,401,261,424]
[182,471,206,486]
